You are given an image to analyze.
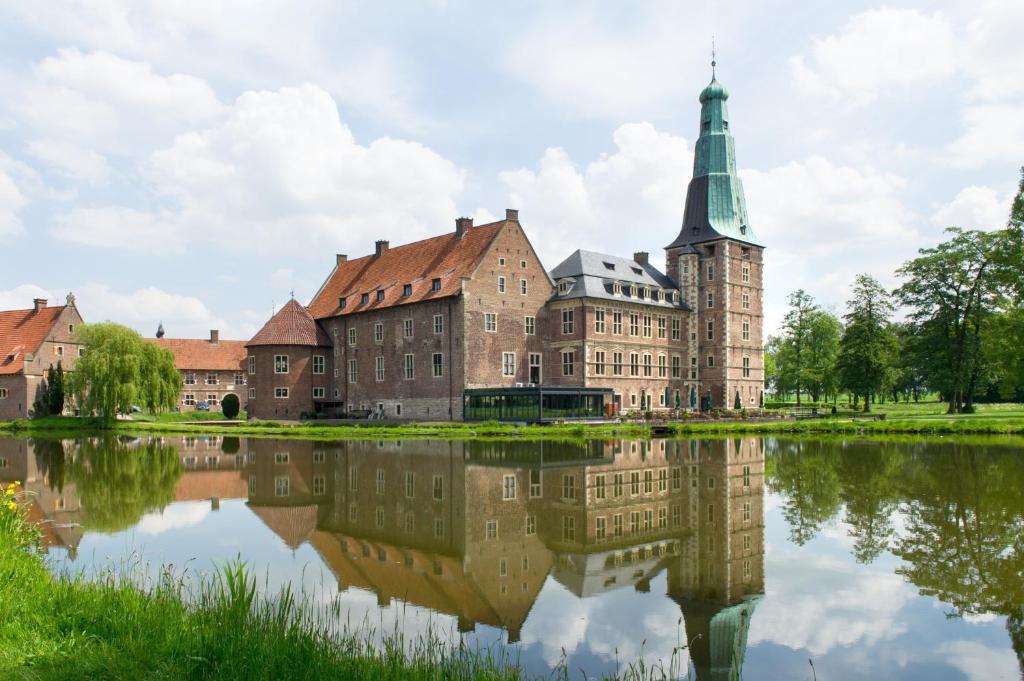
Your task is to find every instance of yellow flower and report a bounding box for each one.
[6,501,15,511]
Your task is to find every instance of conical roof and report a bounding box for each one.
[247,299,330,347]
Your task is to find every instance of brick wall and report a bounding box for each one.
[246,345,331,420]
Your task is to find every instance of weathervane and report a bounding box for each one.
[711,36,717,79]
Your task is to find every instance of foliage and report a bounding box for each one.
[68,323,181,420]
[222,393,241,420]
[836,274,898,412]
[769,291,841,404]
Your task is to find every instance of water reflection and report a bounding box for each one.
[3,434,1023,679]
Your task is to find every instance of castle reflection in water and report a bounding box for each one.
[1,434,765,680]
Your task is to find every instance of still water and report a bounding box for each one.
[2,434,1022,680]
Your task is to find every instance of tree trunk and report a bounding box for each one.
[863,392,871,413]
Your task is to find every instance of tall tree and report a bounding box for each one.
[69,323,181,420]
[837,275,897,412]
[47,362,65,416]
[779,290,820,406]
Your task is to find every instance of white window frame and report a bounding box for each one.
[433,314,444,334]
[248,388,255,399]
[485,313,497,332]
[274,387,289,399]
[562,309,574,335]
[404,353,415,380]
[498,276,506,293]
[524,316,536,335]
[561,350,574,376]
[313,355,325,374]
[348,358,358,383]
[248,356,256,374]
[374,322,384,343]
[403,319,414,338]
[502,352,516,377]
[432,352,444,378]
[313,386,326,398]
[520,279,528,295]
[375,356,385,382]
[274,355,289,374]
[348,328,357,346]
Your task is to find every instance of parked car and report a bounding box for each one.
[195,401,210,412]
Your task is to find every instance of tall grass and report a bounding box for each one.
[1,512,690,680]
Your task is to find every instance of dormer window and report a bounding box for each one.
[376,290,385,302]
[653,289,661,302]
[361,293,369,305]
[629,285,637,297]
[339,297,347,310]
[431,278,441,292]
[603,262,615,271]
[558,280,572,295]
[740,225,747,235]
[643,287,651,299]
[613,282,622,295]
[723,121,729,130]
[630,266,642,275]
[403,284,412,297]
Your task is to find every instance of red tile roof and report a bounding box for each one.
[247,299,331,347]
[308,220,506,319]
[149,338,248,371]
[249,504,319,549]
[0,305,66,375]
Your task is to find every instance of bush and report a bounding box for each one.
[221,394,240,419]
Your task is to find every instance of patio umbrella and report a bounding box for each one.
[689,387,697,409]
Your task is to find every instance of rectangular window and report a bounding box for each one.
[184,372,196,385]
[742,292,750,309]
[595,474,606,499]
[498,276,506,293]
[658,354,667,378]
[613,473,623,497]
[205,373,218,385]
[348,358,357,383]
[657,316,666,339]
[520,279,528,295]
[594,308,605,333]
[313,475,326,496]
[643,315,651,337]
[376,468,386,495]
[403,353,415,380]
[613,514,623,537]
[707,263,715,281]
[612,311,622,334]
[405,471,415,498]
[744,501,752,522]
[743,465,751,487]
[502,352,516,377]
[234,372,245,385]
[562,309,574,334]
[630,511,640,534]
[432,352,443,377]
[431,277,441,291]
[485,520,498,540]
[275,476,289,497]
[707,291,714,308]
[742,321,751,341]
[594,350,605,375]
[375,356,385,382]
[274,355,289,373]
[313,387,325,398]
[524,315,536,335]
[248,356,256,374]
[348,328,357,346]
[629,352,639,377]
[643,353,652,377]
[184,393,195,406]
[561,474,576,501]
[742,265,750,283]
[274,387,289,398]
[644,470,653,494]
[526,515,536,535]
[374,322,384,343]
[743,356,751,378]
[403,319,414,338]
[485,313,497,332]
[671,355,681,378]
[596,517,606,541]
[612,352,623,376]
[706,320,714,341]
[707,504,715,523]
[433,474,444,500]
[503,474,516,500]
[562,350,574,376]
[658,468,667,492]
[313,355,325,374]
[708,354,715,368]
[629,313,639,336]
[631,471,640,495]
[562,515,575,541]
[644,509,653,531]
[529,469,541,498]
[658,507,667,528]
[433,314,444,334]
[671,318,681,340]
[248,388,255,399]
[434,518,445,538]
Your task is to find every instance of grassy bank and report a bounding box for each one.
[0,507,680,680]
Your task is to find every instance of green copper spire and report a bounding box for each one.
[667,64,762,249]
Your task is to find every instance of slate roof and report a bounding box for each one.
[0,305,66,375]
[307,219,506,319]
[247,299,331,347]
[149,338,247,371]
[548,250,688,310]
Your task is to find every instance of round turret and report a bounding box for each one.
[699,78,729,103]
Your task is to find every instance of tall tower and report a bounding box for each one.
[666,65,765,410]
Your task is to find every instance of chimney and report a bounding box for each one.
[374,240,389,257]
[455,217,473,239]
[210,329,220,344]
[505,208,519,222]
[633,251,649,265]
[32,298,47,313]
[336,254,348,266]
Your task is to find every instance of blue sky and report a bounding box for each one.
[1,1,1021,339]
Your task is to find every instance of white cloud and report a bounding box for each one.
[15,49,225,157]
[52,207,183,254]
[26,139,111,185]
[0,165,28,237]
[944,104,1024,169]
[499,122,692,268]
[938,640,1019,681]
[789,8,958,103]
[931,185,1013,230]
[136,502,210,535]
[962,0,1024,102]
[0,283,54,311]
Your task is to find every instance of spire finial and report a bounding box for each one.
[711,36,717,79]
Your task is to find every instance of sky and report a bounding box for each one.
[1,1,1021,340]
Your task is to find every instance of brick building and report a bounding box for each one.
[246,72,764,420]
[0,295,84,420]
[150,329,248,411]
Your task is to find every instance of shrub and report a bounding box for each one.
[221,393,240,419]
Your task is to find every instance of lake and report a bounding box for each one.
[1,434,1021,680]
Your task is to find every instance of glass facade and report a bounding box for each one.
[463,387,610,422]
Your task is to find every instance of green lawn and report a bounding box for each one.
[129,410,247,423]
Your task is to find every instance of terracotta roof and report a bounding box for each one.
[249,504,319,549]
[0,305,66,375]
[247,299,331,347]
[149,338,248,371]
[308,220,507,319]
[174,471,249,502]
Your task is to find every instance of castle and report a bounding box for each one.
[244,71,764,421]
